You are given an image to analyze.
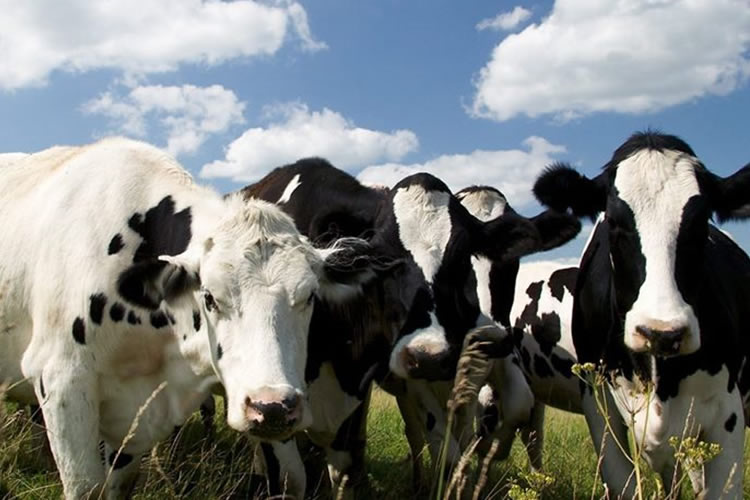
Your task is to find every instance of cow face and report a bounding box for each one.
[534,131,750,357]
[383,175,580,380]
[126,198,375,440]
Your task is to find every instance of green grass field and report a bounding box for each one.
[1,388,749,499]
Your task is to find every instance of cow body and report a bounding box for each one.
[534,131,750,498]
[242,159,581,496]
[0,139,370,499]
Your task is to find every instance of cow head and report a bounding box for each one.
[120,196,375,440]
[534,130,750,357]
[380,174,580,380]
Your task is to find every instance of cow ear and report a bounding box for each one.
[315,237,401,303]
[475,209,581,262]
[475,212,543,262]
[529,209,582,251]
[117,255,200,309]
[711,162,750,222]
[533,163,607,219]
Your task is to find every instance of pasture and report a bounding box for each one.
[2,387,748,499]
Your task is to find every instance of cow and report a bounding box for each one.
[532,130,750,498]
[242,160,582,497]
[392,187,583,484]
[0,138,377,499]
[473,259,583,471]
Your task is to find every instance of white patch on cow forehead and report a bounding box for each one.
[277,174,302,204]
[614,149,700,219]
[459,190,507,222]
[393,185,452,283]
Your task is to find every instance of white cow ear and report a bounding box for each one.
[315,237,400,303]
[157,254,201,302]
[117,255,200,309]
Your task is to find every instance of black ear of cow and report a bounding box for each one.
[477,212,543,262]
[712,162,750,223]
[533,163,607,219]
[117,259,200,309]
[530,209,582,251]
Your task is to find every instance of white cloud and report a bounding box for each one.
[83,84,246,157]
[471,0,750,121]
[357,136,566,207]
[200,102,419,182]
[0,0,325,90]
[476,6,531,31]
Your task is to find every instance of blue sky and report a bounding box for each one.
[1,0,748,260]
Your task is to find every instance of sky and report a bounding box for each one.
[1,0,749,261]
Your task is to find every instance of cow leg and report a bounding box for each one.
[520,402,545,472]
[581,388,636,499]
[199,395,216,439]
[261,439,306,499]
[35,360,103,498]
[102,443,142,500]
[395,391,428,490]
[699,398,744,500]
[325,387,371,499]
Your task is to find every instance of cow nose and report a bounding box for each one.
[635,325,687,356]
[244,388,303,440]
[402,346,456,380]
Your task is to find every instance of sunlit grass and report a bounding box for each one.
[2,389,749,499]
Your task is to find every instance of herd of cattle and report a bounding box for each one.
[0,130,748,499]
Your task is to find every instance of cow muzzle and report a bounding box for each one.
[242,386,306,440]
[401,346,457,380]
[633,325,688,357]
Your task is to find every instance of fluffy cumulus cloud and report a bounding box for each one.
[471,0,750,121]
[83,84,246,157]
[0,0,325,90]
[476,6,531,32]
[357,136,566,207]
[200,102,419,182]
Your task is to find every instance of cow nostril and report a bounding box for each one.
[403,347,419,371]
[635,325,656,341]
[282,393,300,410]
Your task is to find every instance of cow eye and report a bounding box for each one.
[306,292,315,306]
[203,289,218,312]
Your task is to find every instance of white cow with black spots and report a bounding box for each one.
[534,131,750,499]
[457,187,583,470]
[0,138,376,499]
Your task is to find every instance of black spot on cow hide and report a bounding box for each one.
[426,412,436,431]
[39,375,46,399]
[217,343,224,360]
[550,353,574,378]
[531,312,563,356]
[150,311,169,329]
[520,346,532,374]
[128,196,192,263]
[534,354,554,378]
[547,267,577,302]
[108,234,125,255]
[127,311,141,325]
[72,317,86,344]
[109,302,125,322]
[725,413,737,433]
[108,451,133,470]
[193,310,201,331]
[89,293,107,325]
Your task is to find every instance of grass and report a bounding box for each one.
[2,389,750,499]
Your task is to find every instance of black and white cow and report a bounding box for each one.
[533,131,750,498]
[456,186,583,470]
[0,139,376,499]
[241,159,581,496]
[394,187,583,480]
